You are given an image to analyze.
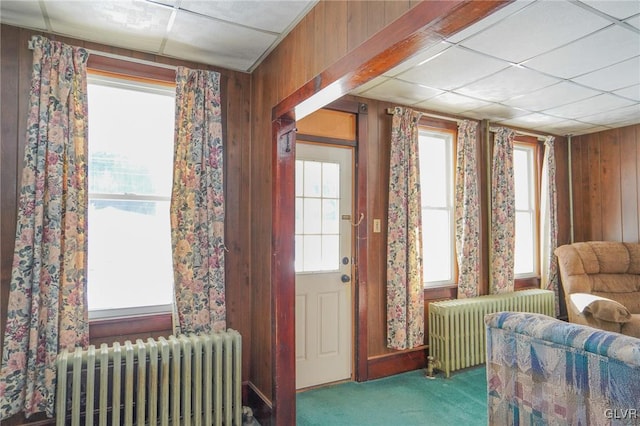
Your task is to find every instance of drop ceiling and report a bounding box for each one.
[0,0,318,72]
[352,0,640,136]
[1,0,639,137]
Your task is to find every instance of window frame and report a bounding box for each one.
[86,55,177,338]
[417,118,458,289]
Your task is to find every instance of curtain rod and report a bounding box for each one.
[488,125,548,141]
[28,36,178,71]
[385,107,464,124]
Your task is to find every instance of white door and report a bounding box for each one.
[295,142,353,390]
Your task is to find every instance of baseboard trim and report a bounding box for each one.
[366,346,427,380]
[246,381,272,426]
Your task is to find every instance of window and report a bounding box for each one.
[295,159,341,272]
[87,71,175,318]
[419,127,456,286]
[513,143,538,278]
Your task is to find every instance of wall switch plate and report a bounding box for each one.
[373,219,381,233]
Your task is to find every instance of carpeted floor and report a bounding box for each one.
[296,366,487,426]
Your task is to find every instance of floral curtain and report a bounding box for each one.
[171,67,226,335]
[455,120,481,298]
[0,36,89,420]
[490,128,516,294]
[386,107,424,350]
[540,136,559,316]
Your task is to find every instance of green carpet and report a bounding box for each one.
[296,367,487,426]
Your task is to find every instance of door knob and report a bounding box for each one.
[341,274,351,283]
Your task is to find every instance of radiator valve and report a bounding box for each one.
[425,356,439,379]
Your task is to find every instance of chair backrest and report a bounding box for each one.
[555,241,640,301]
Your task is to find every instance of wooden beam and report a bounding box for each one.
[274,0,512,120]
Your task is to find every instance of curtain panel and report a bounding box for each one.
[490,128,516,294]
[386,107,424,350]
[171,67,226,335]
[0,36,90,419]
[540,136,559,316]
[455,120,481,298]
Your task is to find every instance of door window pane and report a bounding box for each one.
[296,159,341,272]
[304,161,322,197]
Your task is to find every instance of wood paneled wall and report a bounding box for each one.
[0,24,252,425]
[571,125,640,243]
[350,96,573,360]
[249,0,422,404]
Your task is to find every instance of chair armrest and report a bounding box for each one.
[570,293,632,323]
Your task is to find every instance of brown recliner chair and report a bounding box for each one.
[554,241,640,338]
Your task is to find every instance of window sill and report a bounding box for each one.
[515,276,541,290]
[89,312,173,341]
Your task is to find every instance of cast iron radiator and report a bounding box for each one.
[428,289,554,377]
[55,330,242,425]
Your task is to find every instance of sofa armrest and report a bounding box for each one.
[485,312,640,367]
[570,293,632,323]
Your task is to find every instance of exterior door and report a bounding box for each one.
[295,142,353,389]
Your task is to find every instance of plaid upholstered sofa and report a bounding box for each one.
[555,241,640,338]
[485,312,640,425]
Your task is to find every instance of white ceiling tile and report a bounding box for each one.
[614,84,640,101]
[179,1,315,33]
[579,0,640,20]
[542,93,635,119]
[361,79,443,105]
[164,10,277,71]
[502,82,601,111]
[414,92,491,114]
[46,1,172,52]
[498,113,567,127]
[524,26,640,78]
[351,77,388,96]
[383,42,451,77]
[573,56,640,91]
[626,14,640,30]
[459,1,610,63]
[447,0,535,43]
[0,1,47,30]
[578,103,640,125]
[463,103,529,121]
[455,66,560,103]
[546,119,606,135]
[398,46,509,90]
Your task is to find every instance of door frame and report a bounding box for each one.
[294,139,355,389]
[295,100,370,386]
[270,3,510,424]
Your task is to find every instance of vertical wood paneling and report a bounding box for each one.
[570,125,640,243]
[600,130,622,241]
[312,1,326,77]
[323,1,348,67]
[575,137,590,242]
[347,1,369,51]
[555,137,571,246]
[384,0,412,25]
[0,25,20,353]
[366,1,386,38]
[621,126,639,242]
[588,135,603,240]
